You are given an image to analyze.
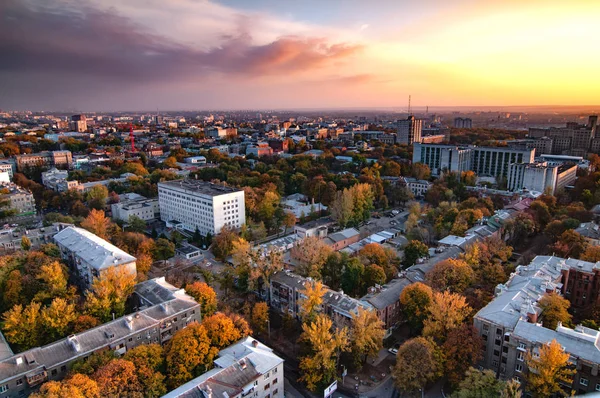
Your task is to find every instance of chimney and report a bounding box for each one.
[15,357,22,366]
[125,315,134,330]
[252,340,259,348]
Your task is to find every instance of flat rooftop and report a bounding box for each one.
[158,179,242,196]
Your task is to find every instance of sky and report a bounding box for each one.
[1,0,599,111]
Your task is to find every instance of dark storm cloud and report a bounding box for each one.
[0,0,363,83]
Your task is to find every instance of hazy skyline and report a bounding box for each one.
[1,0,599,111]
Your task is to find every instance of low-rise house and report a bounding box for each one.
[0,223,72,251]
[281,193,327,219]
[323,228,360,251]
[163,337,284,398]
[294,218,332,239]
[111,194,160,222]
[54,226,137,289]
[0,277,200,398]
[575,222,600,246]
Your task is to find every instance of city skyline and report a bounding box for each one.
[1,0,599,111]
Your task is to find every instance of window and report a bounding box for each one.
[264,383,270,390]
[514,364,523,373]
[493,350,500,357]
[514,376,521,384]
[581,378,589,387]
[16,379,23,386]
[273,367,278,374]
[596,383,600,392]
[273,378,278,385]
[264,372,270,380]
[517,352,524,361]
[0,385,8,393]
[273,389,278,396]
[518,342,526,350]
[51,369,57,376]
[496,328,502,335]
[61,366,67,372]
[495,339,501,346]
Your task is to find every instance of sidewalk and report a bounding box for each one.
[285,377,306,398]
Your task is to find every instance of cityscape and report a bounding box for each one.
[1,1,600,398]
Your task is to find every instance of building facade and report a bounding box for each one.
[15,151,73,172]
[454,117,473,128]
[158,179,245,236]
[111,195,160,222]
[0,277,200,398]
[397,116,422,145]
[412,143,472,176]
[507,162,559,194]
[164,337,284,398]
[0,183,35,215]
[54,226,137,289]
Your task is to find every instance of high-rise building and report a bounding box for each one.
[397,115,422,145]
[158,179,245,236]
[69,114,87,132]
[453,117,473,128]
[412,143,472,176]
[471,147,535,179]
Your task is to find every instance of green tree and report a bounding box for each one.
[453,367,509,398]
[152,238,175,260]
[403,240,429,267]
[21,236,32,251]
[399,282,433,334]
[341,258,365,297]
[127,215,147,233]
[363,264,386,289]
[393,337,442,395]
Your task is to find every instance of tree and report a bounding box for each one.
[363,264,386,289]
[330,189,354,228]
[299,314,349,391]
[403,240,429,267]
[85,266,136,322]
[539,293,572,330]
[582,245,600,262]
[36,260,68,301]
[250,302,269,336]
[127,215,147,233]
[350,307,385,367]
[551,230,588,259]
[322,252,345,290]
[93,359,143,397]
[399,282,433,334]
[3,270,23,309]
[165,323,218,389]
[411,162,431,180]
[393,337,442,395]
[31,374,100,398]
[81,209,110,240]
[202,312,248,349]
[73,314,100,333]
[426,258,475,293]
[298,280,327,323]
[359,243,398,280]
[185,282,217,317]
[86,185,109,210]
[41,297,77,343]
[526,339,575,398]
[341,258,365,297]
[423,291,471,343]
[453,367,509,398]
[124,344,166,398]
[443,325,483,387]
[2,302,42,349]
[283,211,296,234]
[247,248,283,296]
[504,213,535,245]
[21,236,32,251]
[290,236,333,279]
[152,238,175,260]
[211,226,238,260]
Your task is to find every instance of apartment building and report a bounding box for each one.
[474,256,600,395]
[164,337,284,398]
[158,179,245,236]
[397,116,422,145]
[506,137,553,155]
[0,277,201,398]
[0,223,72,252]
[246,143,274,157]
[41,168,69,191]
[454,117,472,128]
[111,193,160,222]
[269,271,373,330]
[0,183,35,215]
[400,177,432,197]
[53,226,137,289]
[14,151,73,172]
[528,116,597,156]
[360,278,413,337]
[412,143,472,176]
[0,160,15,180]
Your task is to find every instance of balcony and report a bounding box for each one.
[26,371,48,386]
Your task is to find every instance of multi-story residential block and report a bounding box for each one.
[269,271,372,330]
[164,337,284,398]
[575,222,600,246]
[41,168,69,191]
[158,179,245,236]
[0,183,35,215]
[0,223,72,252]
[529,117,596,155]
[53,226,137,289]
[397,115,422,145]
[400,177,432,197]
[15,151,72,171]
[360,278,412,337]
[473,256,600,394]
[454,117,472,128]
[69,114,87,132]
[246,143,274,157]
[506,137,553,155]
[206,127,237,139]
[0,160,15,180]
[0,277,200,398]
[111,193,159,222]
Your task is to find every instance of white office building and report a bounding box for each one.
[412,143,472,176]
[54,226,137,289]
[158,179,245,236]
[111,193,159,222]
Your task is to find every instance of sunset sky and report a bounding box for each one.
[1,0,599,111]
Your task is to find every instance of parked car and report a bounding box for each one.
[388,347,398,355]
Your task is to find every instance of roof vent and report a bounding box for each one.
[239,359,247,369]
[252,340,259,348]
[67,335,81,352]
[15,356,23,366]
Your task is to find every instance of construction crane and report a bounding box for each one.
[128,124,135,152]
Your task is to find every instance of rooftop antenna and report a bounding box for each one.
[408,95,412,116]
[426,105,429,115]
